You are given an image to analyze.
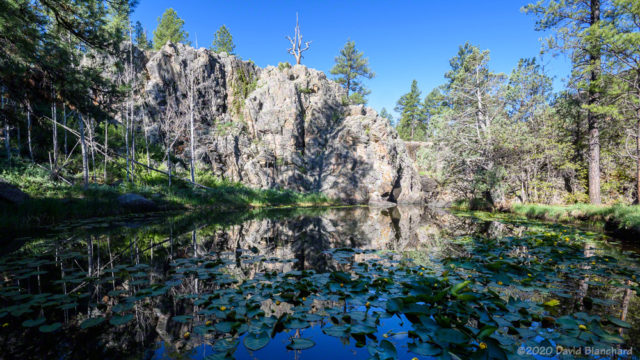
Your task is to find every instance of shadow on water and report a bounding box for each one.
[0,206,639,359]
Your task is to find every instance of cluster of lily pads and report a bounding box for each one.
[0,216,639,359]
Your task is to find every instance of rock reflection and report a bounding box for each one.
[0,206,638,359]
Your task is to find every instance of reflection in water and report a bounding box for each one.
[0,206,638,359]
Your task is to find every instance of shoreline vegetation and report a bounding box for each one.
[452,199,640,240]
[0,158,333,238]
[510,203,640,240]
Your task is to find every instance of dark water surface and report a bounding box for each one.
[0,206,638,359]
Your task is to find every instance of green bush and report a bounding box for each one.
[277,61,291,70]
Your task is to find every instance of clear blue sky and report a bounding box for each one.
[132,0,571,118]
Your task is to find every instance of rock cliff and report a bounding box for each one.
[134,42,424,204]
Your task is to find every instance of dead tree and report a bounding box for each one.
[188,66,197,184]
[286,13,311,65]
[1,91,8,161]
[51,88,58,171]
[79,113,89,190]
[27,101,33,161]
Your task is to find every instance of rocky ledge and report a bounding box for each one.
[128,42,424,204]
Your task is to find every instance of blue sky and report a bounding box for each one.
[132,0,571,117]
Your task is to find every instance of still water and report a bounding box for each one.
[0,206,638,359]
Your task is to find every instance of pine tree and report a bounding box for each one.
[395,80,425,140]
[152,8,189,50]
[591,0,640,203]
[422,88,446,135]
[0,0,128,121]
[379,108,394,126]
[330,40,375,104]
[211,25,235,54]
[134,21,152,50]
[524,0,606,204]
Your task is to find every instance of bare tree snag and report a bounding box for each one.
[27,102,33,161]
[51,88,58,171]
[79,113,89,190]
[286,13,311,65]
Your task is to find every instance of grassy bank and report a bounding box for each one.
[510,203,640,236]
[0,159,333,236]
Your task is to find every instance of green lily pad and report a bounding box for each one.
[110,314,133,326]
[286,338,315,350]
[80,317,105,329]
[243,331,270,351]
[22,317,46,328]
[39,322,62,333]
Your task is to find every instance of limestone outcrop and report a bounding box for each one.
[134,42,424,204]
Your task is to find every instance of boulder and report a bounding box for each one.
[0,181,30,205]
[127,42,425,204]
[117,193,157,211]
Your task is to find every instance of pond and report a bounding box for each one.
[0,206,638,359]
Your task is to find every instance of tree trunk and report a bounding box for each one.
[63,103,68,156]
[636,114,640,204]
[143,114,150,173]
[3,122,9,162]
[103,121,108,182]
[587,0,601,205]
[16,124,20,156]
[124,105,130,182]
[88,119,96,181]
[52,90,58,171]
[189,77,196,184]
[2,94,9,161]
[27,105,33,161]
[167,148,172,188]
[79,114,89,190]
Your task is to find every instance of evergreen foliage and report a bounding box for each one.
[330,40,374,105]
[152,8,189,50]
[211,25,235,54]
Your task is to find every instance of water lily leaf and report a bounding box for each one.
[285,318,310,329]
[243,331,270,351]
[607,316,631,328]
[435,328,469,344]
[408,341,442,356]
[286,338,315,350]
[323,324,350,337]
[542,299,560,307]
[39,323,62,333]
[80,317,105,329]
[110,314,133,326]
[378,340,397,359]
[22,317,46,328]
[477,325,498,340]
[450,280,471,295]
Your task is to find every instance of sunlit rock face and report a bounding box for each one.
[131,42,424,204]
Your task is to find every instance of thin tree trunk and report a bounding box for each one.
[52,89,58,171]
[79,114,89,190]
[124,105,130,182]
[143,114,150,173]
[128,27,135,182]
[2,94,9,161]
[88,119,96,181]
[3,122,9,162]
[189,75,196,184]
[16,124,20,156]
[636,114,640,204]
[27,104,33,161]
[587,0,601,205]
[167,148,172,188]
[63,103,68,157]
[104,121,109,182]
[131,118,136,181]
